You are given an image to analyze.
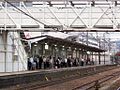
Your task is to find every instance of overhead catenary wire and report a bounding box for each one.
[105,0,119,28]
[4,0,46,25]
[3,0,62,31]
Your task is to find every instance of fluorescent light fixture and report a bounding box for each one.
[87,51,90,54]
[34,44,37,46]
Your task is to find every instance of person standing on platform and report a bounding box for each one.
[81,58,84,66]
[38,56,43,69]
[27,57,31,70]
[53,57,56,68]
[34,56,39,69]
[46,57,50,68]
[56,57,60,68]
[30,56,35,70]
[32,60,36,70]
[64,58,67,67]
[43,56,46,69]
[49,56,53,69]
[67,57,71,67]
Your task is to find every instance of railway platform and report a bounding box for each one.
[0,64,118,90]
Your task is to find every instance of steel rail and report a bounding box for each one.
[72,70,120,90]
[14,66,118,90]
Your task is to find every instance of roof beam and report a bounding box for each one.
[4,0,46,26]
[2,27,120,32]
[70,6,88,28]
[1,0,118,2]
[21,2,44,29]
[69,1,74,7]
[47,1,52,7]
[91,1,95,7]
[0,2,19,28]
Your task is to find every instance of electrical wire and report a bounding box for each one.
[4,0,46,25]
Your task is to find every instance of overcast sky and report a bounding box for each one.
[108,32,120,41]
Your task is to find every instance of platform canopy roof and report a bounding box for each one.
[29,35,105,52]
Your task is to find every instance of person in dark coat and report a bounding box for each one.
[38,56,43,69]
[33,56,38,69]
[53,57,56,68]
[67,57,71,67]
[27,57,31,70]
[81,58,84,66]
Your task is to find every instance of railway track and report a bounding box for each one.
[6,65,119,90]
[16,73,84,90]
[24,71,120,90]
[72,71,120,90]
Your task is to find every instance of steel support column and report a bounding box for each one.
[2,31,8,72]
[104,51,105,64]
[98,52,101,64]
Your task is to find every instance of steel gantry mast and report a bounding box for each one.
[0,0,120,32]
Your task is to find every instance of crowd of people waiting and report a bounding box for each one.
[27,55,94,70]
